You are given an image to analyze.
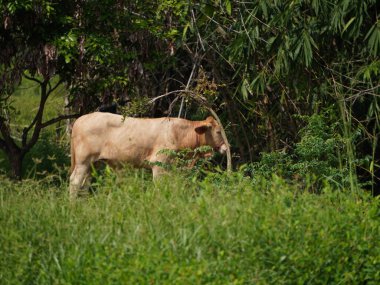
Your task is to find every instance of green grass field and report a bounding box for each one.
[1,171,380,284]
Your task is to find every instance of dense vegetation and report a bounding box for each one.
[1,1,380,283]
[1,0,379,186]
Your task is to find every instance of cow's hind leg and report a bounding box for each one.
[69,164,91,199]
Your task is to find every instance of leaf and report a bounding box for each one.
[302,30,313,67]
[225,0,232,16]
[294,39,303,60]
[312,0,321,15]
[252,72,266,95]
[182,23,190,40]
[357,60,380,81]
[266,36,278,52]
[365,21,380,57]
[342,17,356,34]
[64,54,72,64]
[259,0,268,20]
[241,80,248,100]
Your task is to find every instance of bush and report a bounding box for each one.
[250,114,350,190]
[23,132,70,180]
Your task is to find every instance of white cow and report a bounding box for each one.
[69,112,227,198]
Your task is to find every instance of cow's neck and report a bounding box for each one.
[195,132,206,148]
[177,122,206,149]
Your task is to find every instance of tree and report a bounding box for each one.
[0,0,78,178]
[0,0,192,179]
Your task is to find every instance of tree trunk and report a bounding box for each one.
[8,150,24,180]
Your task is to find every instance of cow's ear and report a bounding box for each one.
[195,123,212,134]
[205,116,217,125]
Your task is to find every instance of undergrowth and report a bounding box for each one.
[250,114,353,191]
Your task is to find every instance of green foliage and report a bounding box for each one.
[23,132,69,179]
[365,19,380,57]
[3,0,55,16]
[157,146,213,166]
[250,151,293,178]
[182,0,380,185]
[251,114,350,190]
[1,171,380,284]
[293,114,345,177]
[0,130,69,180]
[119,96,151,118]
[154,146,215,181]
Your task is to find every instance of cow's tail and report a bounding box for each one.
[70,138,75,174]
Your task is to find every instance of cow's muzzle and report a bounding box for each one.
[218,144,228,155]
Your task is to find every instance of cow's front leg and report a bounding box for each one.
[149,151,170,180]
[151,165,168,180]
[69,164,91,199]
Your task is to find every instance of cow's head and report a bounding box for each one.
[195,116,228,155]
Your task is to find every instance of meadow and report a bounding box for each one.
[1,169,380,284]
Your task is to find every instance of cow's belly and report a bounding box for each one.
[98,140,155,168]
[95,124,175,168]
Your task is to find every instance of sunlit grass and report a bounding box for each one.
[10,76,66,129]
[1,171,379,284]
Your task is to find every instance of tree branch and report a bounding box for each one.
[23,73,43,85]
[202,107,232,173]
[178,60,199,118]
[47,79,64,96]
[148,90,196,104]
[40,113,80,129]
[22,80,49,152]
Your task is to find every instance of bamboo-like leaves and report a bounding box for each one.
[365,20,380,57]
[301,30,317,67]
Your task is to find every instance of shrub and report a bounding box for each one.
[23,132,69,180]
[250,114,350,190]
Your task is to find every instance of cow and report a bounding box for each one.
[69,112,228,198]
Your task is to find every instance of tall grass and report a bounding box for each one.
[1,170,380,284]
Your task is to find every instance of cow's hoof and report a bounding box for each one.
[69,185,90,200]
